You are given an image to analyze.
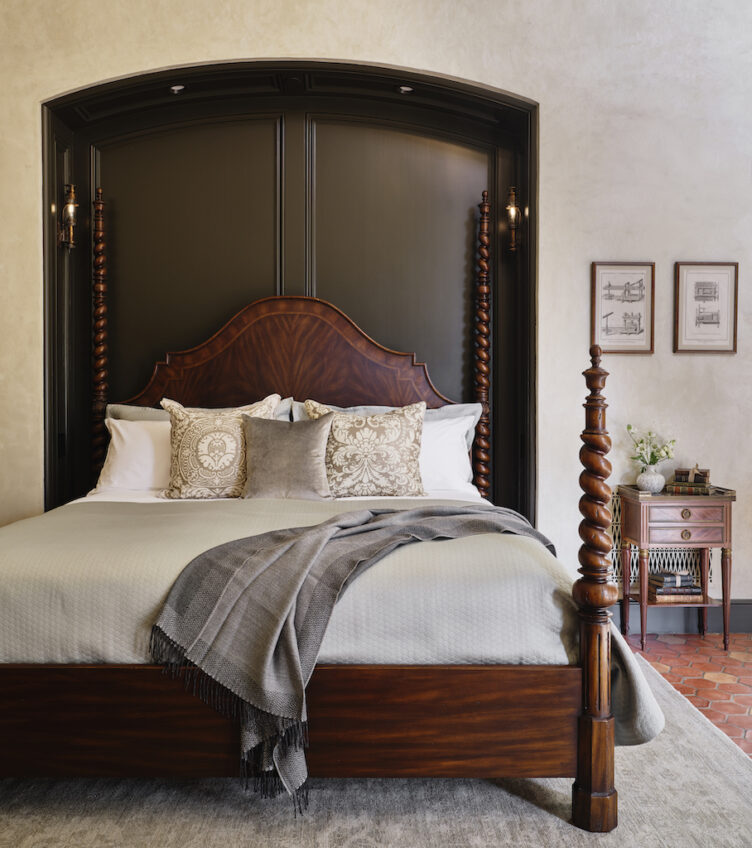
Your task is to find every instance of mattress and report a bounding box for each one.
[0,491,569,664]
[0,492,664,744]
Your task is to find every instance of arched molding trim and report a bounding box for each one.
[42,59,537,520]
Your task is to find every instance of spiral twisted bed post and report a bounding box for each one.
[571,345,618,832]
[472,190,491,499]
[91,188,108,484]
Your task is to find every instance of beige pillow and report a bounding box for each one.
[304,399,426,497]
[242,414,333,500]
[161,395,281,499]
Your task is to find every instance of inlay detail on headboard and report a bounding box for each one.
[124,296,454,411]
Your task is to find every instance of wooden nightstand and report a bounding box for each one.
[617,484,735,650]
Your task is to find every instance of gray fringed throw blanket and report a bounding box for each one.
[150,504,555,809]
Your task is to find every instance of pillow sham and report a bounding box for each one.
[273,396,294,421]
[304,400,426,497]
[419,414,477,494]
[108,396,293,422]
[106,403,170,422]
[161,394,281,499]
[242,414,333,500]
[93,418,171,492]
[292,400,481,449]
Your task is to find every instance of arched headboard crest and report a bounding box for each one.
[125,296,453,410]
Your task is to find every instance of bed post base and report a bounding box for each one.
[571,345,618,832]
[572,715,617,831]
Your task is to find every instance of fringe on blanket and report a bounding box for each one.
[149,624,309,813]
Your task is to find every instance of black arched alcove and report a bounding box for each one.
[43,61,538,517]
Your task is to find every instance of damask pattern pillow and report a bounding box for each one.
[161,395,281,499]
[304,399,426,497]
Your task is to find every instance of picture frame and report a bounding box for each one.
[590,262,655,354]
[674,262,738,353]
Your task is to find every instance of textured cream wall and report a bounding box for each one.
[1,0,750,596]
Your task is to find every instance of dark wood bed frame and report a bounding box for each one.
[0,191,618,832]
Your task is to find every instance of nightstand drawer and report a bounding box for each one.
[649,525,725,545]
[649,505,724,523]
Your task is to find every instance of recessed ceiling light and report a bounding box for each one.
[397,85,414,94]
[170,84,185,95]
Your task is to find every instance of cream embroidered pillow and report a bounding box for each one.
[161,395,281,499]
[304,399,426,497]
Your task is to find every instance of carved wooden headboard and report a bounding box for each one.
[91,191,493,496]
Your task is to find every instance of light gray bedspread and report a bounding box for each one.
[0,496,663,801]
[149,504,662,806]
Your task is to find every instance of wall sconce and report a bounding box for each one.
[505,186,520,252]
[59,184,78,248]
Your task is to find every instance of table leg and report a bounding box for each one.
[721,548,732,651]
[639,548,649,651]
[698,548,709,636]
[620,542,631,635]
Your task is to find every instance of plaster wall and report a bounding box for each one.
[1,0,750,596]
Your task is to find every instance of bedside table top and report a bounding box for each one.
[617,483,736,502]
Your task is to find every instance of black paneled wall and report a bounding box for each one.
[100,115,490,402]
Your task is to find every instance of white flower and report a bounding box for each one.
[626,425,675,468]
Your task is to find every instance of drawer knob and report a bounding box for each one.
[681,529,692,541]
[681,508,692,520]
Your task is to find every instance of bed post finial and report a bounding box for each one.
[91,187,108,483]
[473,190,492,499]
[571,343,618,832]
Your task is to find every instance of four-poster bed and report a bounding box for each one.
[0,190,622,832]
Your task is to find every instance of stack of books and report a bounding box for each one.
[665,466,712,495]
[648,571,703,603]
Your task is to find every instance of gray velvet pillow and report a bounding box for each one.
[242,414,333,500]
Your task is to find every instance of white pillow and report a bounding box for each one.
[420,415,478,495]
[93,419,171,492]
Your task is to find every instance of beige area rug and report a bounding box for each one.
[1,657,750,848]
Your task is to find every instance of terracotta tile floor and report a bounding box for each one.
[627,632,752,757]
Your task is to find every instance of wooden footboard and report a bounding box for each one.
[0,664,580,779]
[308,665,580,778]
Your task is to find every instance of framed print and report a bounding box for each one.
[590,262,655,353]
[674,262,738,353]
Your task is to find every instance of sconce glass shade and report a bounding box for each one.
[60,184,78,248]
[505,186,520,252]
